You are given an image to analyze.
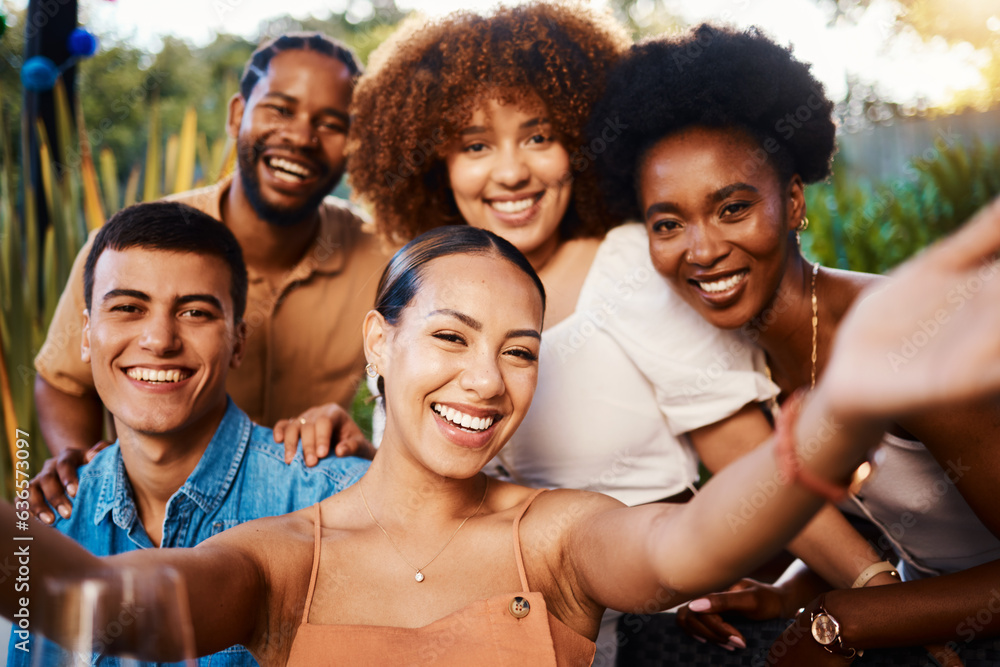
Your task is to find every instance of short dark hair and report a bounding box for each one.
[373,225,546,395]
[590,24,837,222]
[83,202,248,323]
[240,32,363,100]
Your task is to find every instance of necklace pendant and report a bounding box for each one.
[414,571,425,583]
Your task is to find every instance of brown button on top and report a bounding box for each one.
[508,596,531,619]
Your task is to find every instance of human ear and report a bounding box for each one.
[786,174,806,232]
[81,309,91,364]
[226,94,246,140]
[229,320,248,369]
[362,310,389,373]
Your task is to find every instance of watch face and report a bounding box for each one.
[812,613,840,646]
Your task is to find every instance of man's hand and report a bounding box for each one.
[273,402,375,466]
[29,440,111,523]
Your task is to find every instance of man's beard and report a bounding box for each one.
[236,139,337,228]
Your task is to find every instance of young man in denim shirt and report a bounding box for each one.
[8,202,369,667]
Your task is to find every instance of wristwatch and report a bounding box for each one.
[808,595,862,660]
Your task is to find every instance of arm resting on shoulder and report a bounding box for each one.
[35,375,104,457]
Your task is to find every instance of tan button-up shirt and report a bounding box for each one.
[35,177,389,426]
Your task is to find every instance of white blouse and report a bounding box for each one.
[495,224,777,506]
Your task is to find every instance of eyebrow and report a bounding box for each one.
[102,289,223,311]
[458,117,550,136]
[176,294,225,311]
[644,182,760,220]
[261,92,350,125]
[428,309,541,340]
[102,288,149,303]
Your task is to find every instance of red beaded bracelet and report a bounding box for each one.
[774,389,852,504]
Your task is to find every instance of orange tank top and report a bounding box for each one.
[286,488,596,667]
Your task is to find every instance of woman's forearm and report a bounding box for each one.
[830,559,1000,649]
[651,387,887,596]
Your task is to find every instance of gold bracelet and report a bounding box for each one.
[851,561,900,588]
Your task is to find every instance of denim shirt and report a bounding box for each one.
[8,398,369,667]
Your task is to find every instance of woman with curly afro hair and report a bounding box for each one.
[591,23,1000,665]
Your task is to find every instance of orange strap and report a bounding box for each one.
[301,503,324,625]
[511,489,548,592]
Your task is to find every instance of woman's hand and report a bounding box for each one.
[273,403,375,465]
[677,578,787,649]
[822,197,1000,422]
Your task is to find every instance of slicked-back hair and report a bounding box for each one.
[589,24,837,223]
[239,32,363,101]
[372,225,546,395]
[83,202,248,323]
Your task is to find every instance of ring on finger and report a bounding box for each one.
[299,417,307,425]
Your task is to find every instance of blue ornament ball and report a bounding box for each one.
[68,28,98,57]
[21,56,60,91]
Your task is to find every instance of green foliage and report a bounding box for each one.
[803,140,1000,274]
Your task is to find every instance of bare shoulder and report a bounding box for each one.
[820,266,885,322]
[516,488,625,553]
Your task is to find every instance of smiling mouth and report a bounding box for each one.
[125,367,192,384]
[432,403,496,432]
[692,270,749,294]
[487,193,542,215]
[263,156,316,183]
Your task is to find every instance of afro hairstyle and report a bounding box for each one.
[589,24,837,222]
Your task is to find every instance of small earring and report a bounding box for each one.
[365,362,378,378]
[797,217,809,232]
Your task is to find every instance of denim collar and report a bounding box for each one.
[93,398,252,530]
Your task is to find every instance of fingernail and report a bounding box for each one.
[728,635,746,649]
[58,505,71,519]
[307,456,316,466]
[67,483,78,497]
[688,598,711,612]
[40,512,54,524]
[721,643,735,651]
[694,636,706,644]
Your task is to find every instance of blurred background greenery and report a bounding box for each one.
[1,0,999,495]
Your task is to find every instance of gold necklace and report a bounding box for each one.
[765,261,819,397]
[809,261,819,389]
[359,476,489,583]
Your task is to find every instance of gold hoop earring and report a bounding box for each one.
[365,362,378,378]
[797,217,809,232]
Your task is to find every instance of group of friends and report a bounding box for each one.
[4,4,1000,666]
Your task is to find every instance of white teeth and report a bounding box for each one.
[490,197,535,214]
[266,157,312,181]
[126,368,188,383]
[432,404,494,432]
[698,272,747,293]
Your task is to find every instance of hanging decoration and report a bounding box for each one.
[20,27,99,91]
